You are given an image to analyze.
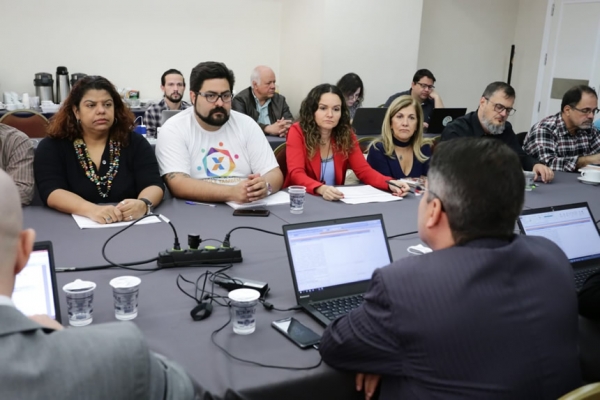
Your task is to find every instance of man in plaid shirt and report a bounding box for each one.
[523,85,600,171]
[144,69,191,137]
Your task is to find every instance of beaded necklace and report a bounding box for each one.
[73,138,121,198]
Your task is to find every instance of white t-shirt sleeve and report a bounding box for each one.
[239,114,280,175]
[155,115,191,176]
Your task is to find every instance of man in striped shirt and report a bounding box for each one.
[523,85,600,171]
[0,124,34,205]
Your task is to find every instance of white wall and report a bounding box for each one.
[280,0,423,114]
[418,0,519,113]
[0,0,282,104]
[511,0,550,133]
[0,0,423,116]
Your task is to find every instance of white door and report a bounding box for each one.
[536,0,600,121]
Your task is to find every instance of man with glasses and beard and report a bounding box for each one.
[144,69,191,138]
[441,81,554,182]
[523,85,600,171]
[155,62,283,204]
[384,69,445,129]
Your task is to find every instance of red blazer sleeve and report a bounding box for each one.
[284,123,323,195]
[346,135,392,191]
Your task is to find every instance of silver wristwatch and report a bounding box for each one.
[139,198,153,215]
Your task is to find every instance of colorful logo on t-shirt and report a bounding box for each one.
[201,142,239,177]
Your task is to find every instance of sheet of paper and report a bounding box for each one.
[72,214,162,229]
[226,191,290,209]
[338,185,402,205]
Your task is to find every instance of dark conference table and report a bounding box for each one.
[22,172,599,399]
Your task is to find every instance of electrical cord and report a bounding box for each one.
[210,308,323,371]
[387,230,418,239]
[259,299,302,312]
[223,226,283,247]
[99,213,180,272]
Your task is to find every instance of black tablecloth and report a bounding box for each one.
[22,171,599,399]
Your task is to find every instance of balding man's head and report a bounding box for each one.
[0,170,35,296]
[251,66,277,101]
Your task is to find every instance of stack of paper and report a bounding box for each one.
[226,191,290,209]
[338,186,402,205]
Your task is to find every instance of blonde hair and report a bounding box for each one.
[370,95,429,163]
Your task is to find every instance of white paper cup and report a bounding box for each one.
[228,288,260,335]
[109,276,141,320]
[62,279,96,327]
[289,186,307,214]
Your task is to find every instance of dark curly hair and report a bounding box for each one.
[47,75,134,146]
[298,84,353,158]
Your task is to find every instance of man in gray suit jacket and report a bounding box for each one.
[232,66,293,137]
[319,138,581,400]
[0,170,243,400]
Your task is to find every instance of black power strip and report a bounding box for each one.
[157,247,243,268]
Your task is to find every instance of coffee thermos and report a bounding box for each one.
[56,66,70,104]
[70,73,87,88]
[34,73,54,103]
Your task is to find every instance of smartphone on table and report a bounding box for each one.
[271,317,321,349]
[232,209,270,217]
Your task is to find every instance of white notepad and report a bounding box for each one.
[72,214,162,229]
[226,191,290,209]
[338,185,402,205]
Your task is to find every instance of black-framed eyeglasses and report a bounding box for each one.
[416,82,435,91]
[484,98,516,116]
[195,91,233,103]
[422,187,445,212]
[570,106,600,116]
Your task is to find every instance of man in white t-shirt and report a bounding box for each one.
[156,61,283,203]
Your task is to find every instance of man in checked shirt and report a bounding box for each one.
[0,124,34,205]
[524,85,600,171]
[144,69,191,138]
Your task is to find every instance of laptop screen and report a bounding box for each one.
[285,216,392,294]
[518,204,600,263]
[12,242,61,322]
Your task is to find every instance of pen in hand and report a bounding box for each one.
[385,180,414,194]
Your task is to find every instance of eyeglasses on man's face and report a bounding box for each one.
[196,91,233,103]
[570,106,600,116]
[416,82,435,91]
[485,98,516,116]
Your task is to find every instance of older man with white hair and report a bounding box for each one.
[232,65,293,137]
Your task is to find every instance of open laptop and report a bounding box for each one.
[352,108,387,136]
[11,241,62,323]
[517,202,600,289]
[282,214,393,326]
[161,109,182,125]
[427,108,467,133]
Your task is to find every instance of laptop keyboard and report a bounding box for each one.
[312,294,365,321]
[575,267,600,290]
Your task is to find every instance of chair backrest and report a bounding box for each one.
[423,135,441,154]
[559,383,600,400]
[0,110,49,138]
[273,142,287,179]
[357,136,377,154]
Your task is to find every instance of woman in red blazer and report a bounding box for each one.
[284,83,409,201]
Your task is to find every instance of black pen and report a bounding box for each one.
[386,180,414,193]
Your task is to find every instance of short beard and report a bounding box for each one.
[481,116,506,135]
[165,93,182,104]
[194,102,229,127]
